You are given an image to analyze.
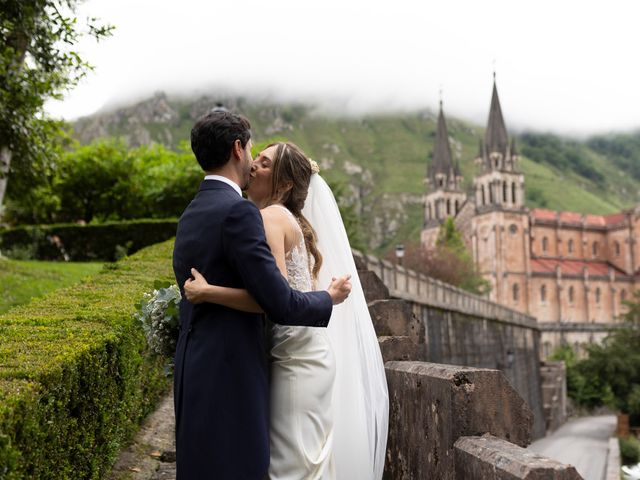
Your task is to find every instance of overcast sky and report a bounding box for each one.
[46,0,640,135]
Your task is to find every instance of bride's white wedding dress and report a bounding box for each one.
[269,173,389,480]
[268,205,336,479]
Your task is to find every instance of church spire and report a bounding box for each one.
[473,75,525,212]
[428,100,454,183]
[484,78,509,159]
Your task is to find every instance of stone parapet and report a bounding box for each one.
[378,336,421,362]
[368,299,422,342]
[538,321,621,332]
[384,361,533,479]
[355,250,547,440]
[353,250,538,330]
[357,269,390,302]
[540,361,567,432]
[454,435,582,479]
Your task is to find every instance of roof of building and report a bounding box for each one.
[531,257,626,277]
[530,208,628,228]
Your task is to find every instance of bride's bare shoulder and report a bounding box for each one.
[260,204,288,221]
[260,205,292,231]
[260,205,297,245]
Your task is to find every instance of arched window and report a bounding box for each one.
[446,199,451,215]
[568,286,574,304]
[542,237,549,253]
[568,239,574,255]
[592,242,599,257]
[595,287,601,304]
[621,289,627,302]
[512,283,519,302]
[512,182,517,203]
[614,241,621,257]
[455,200,460,214]
[541,285,547,303]
[439,178,444,187]
[481,185,486,205]
[428,203,432,220]
[503,181,508,202]
[489,183,494,203]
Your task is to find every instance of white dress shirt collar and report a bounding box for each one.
[204,175,242,197]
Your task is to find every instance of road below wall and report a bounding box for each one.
[528,415,616,480]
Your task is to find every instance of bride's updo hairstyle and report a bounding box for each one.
[267,142,322,280]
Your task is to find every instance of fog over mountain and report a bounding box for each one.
[46,0,640,135]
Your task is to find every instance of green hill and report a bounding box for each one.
[73,92,640,254]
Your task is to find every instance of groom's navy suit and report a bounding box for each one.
[172,179,332,479]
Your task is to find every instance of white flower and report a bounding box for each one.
[135,284,181,358]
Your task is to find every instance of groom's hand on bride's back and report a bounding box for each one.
[326,275,352,305]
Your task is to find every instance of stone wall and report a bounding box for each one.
[355,251,547,439]
[540,361,567,432]
[383,362,582,479]
[454,435,581,479]
[539,322,616,359]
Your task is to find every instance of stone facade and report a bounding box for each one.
[421,79,637,357]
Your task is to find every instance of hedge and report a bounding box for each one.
[0,240,175,479]
[0,219,178,262]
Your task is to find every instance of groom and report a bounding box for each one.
[172,110,351,479]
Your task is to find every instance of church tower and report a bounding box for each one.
[421,101,466,249]
[471,76,530,307]
[473,75,524,211]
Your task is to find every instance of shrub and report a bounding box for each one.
[0,240,175,479]
[620,435,640,466]
[3,140,202,225]
[0,219,177,261]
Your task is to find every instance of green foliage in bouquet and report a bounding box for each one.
[135,281,181,360]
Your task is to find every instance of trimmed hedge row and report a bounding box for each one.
[0,240,175,479]
[0,219,178,262]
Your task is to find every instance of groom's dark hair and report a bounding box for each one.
[191,110,252,171]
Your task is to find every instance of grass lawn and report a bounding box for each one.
[0,258,104,314]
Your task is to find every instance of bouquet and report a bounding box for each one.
[135,281,181,360]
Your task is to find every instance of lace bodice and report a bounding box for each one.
[268,205,313,292]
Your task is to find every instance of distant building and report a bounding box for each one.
[421,78,637,357]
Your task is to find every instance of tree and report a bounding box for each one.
[385,218,490,295]
[559,291,640,424]
[430,217,490,294]
[0,0,113,214]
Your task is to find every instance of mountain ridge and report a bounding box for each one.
[72,92,640,254]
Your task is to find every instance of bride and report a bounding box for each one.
[184,141,388,479]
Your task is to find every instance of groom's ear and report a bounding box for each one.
[231,139,243,160]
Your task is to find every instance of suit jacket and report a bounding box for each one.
[172,180,332,479]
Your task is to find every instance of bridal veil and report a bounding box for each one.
[302,174,389,480]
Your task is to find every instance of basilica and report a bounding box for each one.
[421,79,638,356]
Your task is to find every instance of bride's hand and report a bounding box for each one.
[326,274,352,305]
[184,268,210,304]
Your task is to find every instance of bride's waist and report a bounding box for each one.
[270,326,332,358]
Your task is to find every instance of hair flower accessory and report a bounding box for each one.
[309,159,320,174]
